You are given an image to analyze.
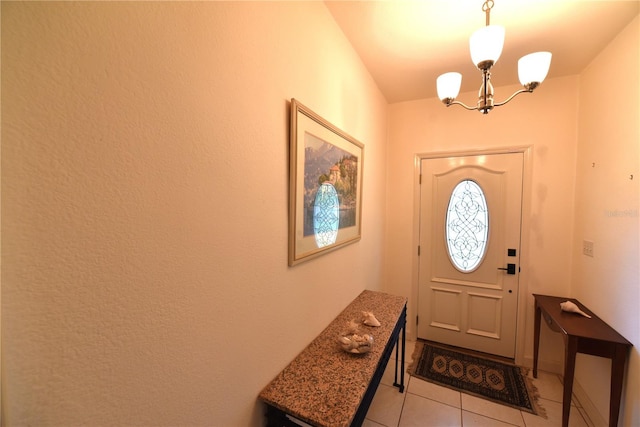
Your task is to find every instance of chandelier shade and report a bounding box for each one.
[518,51,552,87]
[437,72,462,101]
[469,25,505,68]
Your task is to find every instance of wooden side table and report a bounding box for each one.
[533,294,632,427]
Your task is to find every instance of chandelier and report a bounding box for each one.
[436,0,552,114]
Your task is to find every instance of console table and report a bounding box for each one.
[533,294,632,427]
[259,290,407,427]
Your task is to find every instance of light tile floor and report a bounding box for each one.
[364,341,593,427]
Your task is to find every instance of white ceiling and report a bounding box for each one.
[325,0,639,103]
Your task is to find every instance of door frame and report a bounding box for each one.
[410,145,533,365]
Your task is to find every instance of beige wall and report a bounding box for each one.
[573,15,639,426]
[1,2,388,425]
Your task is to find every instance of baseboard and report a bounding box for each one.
[522,356,563,375]
[522,356,607,427]
[571,379,607,427]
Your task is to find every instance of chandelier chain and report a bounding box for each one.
[482,0,494,26]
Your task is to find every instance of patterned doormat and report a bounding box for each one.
[408,341,545,417]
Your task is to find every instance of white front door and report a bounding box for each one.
[418,153,523,358]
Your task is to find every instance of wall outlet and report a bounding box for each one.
[583,240,594,257]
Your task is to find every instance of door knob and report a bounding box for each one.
[498,263,516,275]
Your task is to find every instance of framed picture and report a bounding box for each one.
[288,99,364,266]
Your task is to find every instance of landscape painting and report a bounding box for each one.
[288,99,364,266]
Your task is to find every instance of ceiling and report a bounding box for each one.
[325,0,639,103]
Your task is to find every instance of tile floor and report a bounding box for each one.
[364,341,593,427]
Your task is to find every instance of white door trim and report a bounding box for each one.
[410,146,533,365]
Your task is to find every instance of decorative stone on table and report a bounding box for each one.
[560,300,592,318]
[362,311,381,327]
[338,320,374,354]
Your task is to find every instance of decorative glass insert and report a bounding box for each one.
[446,180,489,272]
[313,182,340,248]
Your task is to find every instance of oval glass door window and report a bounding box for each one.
[313,182,339,248]
[445,179,489,272]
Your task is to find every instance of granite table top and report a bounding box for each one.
[259,290,407,427]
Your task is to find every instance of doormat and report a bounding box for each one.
[408,341,545,417]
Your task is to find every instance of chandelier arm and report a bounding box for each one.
[494,88,532,107]
[446,100,478,111]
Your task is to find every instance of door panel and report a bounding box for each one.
[430,287,462,331]
[467,292,501,339]
[418,153,523,358]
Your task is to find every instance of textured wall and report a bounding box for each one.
[1,2,388,425]
[573,15,639,426]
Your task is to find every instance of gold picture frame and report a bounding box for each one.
[288,99,364,266]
